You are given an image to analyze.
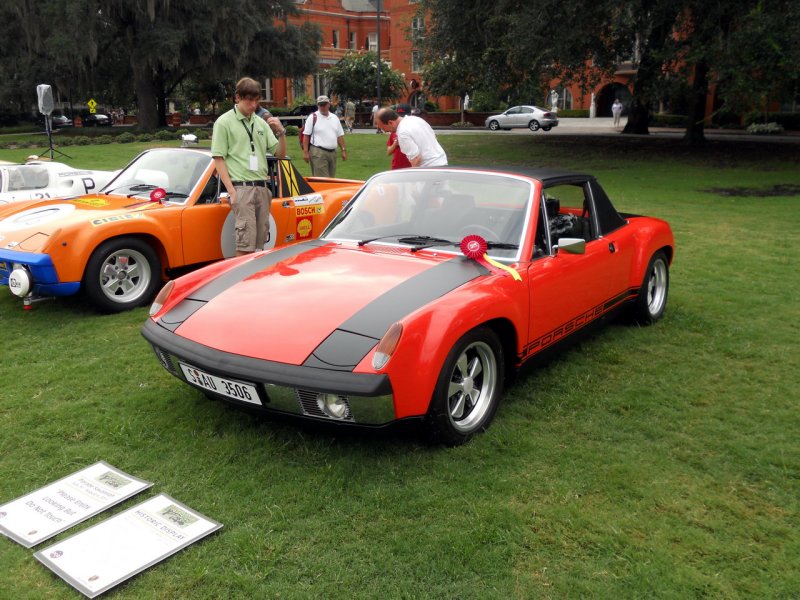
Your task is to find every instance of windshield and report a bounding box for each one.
[322,169,533,260]
[3,165,50,191]
[101,149,212,203]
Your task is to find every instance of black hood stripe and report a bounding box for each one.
[303,257,488,369]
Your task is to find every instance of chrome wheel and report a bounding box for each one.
[528,120,540,131]
[488,120,500,131]
[646,257,668,317]
[84,236,161,312]
[445,341,499,434]
[99,248,152,303]
[631,250,669,324]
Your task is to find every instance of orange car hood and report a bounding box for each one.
[0,194,163,244]
[170,243,484,365]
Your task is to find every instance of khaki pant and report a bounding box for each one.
[231,186,271,252]
[309,145,337,177]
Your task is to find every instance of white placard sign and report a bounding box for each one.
[35,493,222,598]
[0,461,152,548]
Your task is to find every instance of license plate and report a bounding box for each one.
[179,363,261,406]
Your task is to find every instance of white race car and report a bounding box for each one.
[0,160,116,205]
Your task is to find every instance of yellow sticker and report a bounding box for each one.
[295,205,323,217]
[71,197,110,207]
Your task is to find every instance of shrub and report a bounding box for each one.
[57,137,75,146]
[744,111,800,130]
[95,135,114,144]
[154,129,174,141]
[73,136,92,146]
[285,125,300,137]
[137,133,154,142]
[0,141,8,149]
[424,100,439,112]
[195,129,211,140]
[557,109,589,118]
[450,121,474,127]
[746,122,785,135]
[117,132,136,143]
[649,113,687,127]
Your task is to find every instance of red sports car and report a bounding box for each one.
[143,167,674,444]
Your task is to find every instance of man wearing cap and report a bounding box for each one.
[212,77,287,256]
[302,95,347,177]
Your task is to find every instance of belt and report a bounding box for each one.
[232,180,269,187]
[311,144,336,152]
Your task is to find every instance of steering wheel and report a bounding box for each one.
[457,225,499,241]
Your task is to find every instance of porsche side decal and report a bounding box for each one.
[523,287,638,357]
[303,257,488,370]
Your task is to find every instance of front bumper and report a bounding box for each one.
[0,249,79,297]
[142,319,396,426]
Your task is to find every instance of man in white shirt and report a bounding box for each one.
[375,108,448,168]
[302,95,347,177]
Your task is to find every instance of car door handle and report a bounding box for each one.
[608,242,616,253]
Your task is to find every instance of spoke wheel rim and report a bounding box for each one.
[647,259,667,315]
[446,341,498,433]
[98,248,152,304]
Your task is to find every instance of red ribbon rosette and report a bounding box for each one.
[459,234,522,281]
[149,187,167,203]
[460,234,488,260]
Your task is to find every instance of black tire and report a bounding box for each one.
[83,237,162,313]
[631,250,669,324]
[542,126,552,131]
[528,120,541,131]
[488,120,500,131]
[428,327,505,446]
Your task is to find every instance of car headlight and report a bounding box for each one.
[149,280,175,316]
[372,322,403,370]
[8,267,32,297]
[317,393,351,420]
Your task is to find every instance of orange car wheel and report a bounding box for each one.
[83,236,162,313]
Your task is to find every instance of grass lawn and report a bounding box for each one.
[0,132,798,599]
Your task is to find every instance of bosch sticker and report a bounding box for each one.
[295,205,323,217]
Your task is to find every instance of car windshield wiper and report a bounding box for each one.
[162,191,189,200]
[126,184,158,197]
[357,233,419,247]
[485,241,519,250]
[396,236,459,252]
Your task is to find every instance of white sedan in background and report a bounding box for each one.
[0,159,116,205]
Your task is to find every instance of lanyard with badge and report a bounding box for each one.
[241,119,259,171]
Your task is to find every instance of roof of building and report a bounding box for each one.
[341,0,380,12]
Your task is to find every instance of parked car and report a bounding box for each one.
[0,160,115,204]
[143,167,674,445]
[485,106,559,132]
[51,115,72,128]
[0,148,362,312]
[83,113,112,127]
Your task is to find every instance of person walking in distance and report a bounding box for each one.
[612,98,624,127]
[302,95,347,177]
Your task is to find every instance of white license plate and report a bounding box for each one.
[179,363,261,406]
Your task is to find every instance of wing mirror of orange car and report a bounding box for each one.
[219,191,230,204]
[555,238,586,254]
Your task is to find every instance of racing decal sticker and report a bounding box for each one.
[91,213,145,226]
[296,217,313,239]
[71,197,110,207]
[0,203,76,232]
[293,193,324,206]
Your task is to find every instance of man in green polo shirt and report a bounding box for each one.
[212,77,287,255]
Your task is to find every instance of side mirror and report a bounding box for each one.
[555,237,586,254]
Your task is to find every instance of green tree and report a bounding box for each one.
[328,51,407,103]
[96,0,322,129]
[419,0,800,144]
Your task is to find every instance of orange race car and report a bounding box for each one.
[0,148,362,312]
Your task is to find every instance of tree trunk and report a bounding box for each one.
[132,60,158,130]
[683,59,709,146]
[623,98,650,134]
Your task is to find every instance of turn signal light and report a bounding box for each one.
[149,280,175,317]
[372,323,403,370]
